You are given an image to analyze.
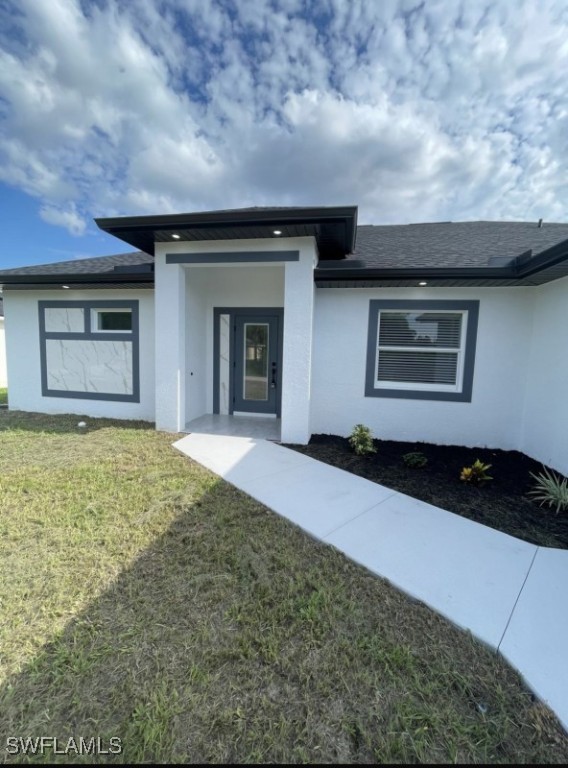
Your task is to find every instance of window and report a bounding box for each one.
[377,311,464,389]
[365,300,479,402]
[39,300,139,403]
[93,308,133,332]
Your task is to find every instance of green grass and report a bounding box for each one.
[0,410,567,763]
[0,388,7,405]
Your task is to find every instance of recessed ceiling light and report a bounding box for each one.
[62,285,70,289]
[171,233,181,239]
[419,281,428,286]
[273,230,282,236]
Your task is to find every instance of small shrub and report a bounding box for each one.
[348,424,376,456]
[528,467,568,514]
[402,451,428,468]
[460,459,492,485]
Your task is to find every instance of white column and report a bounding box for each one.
[280,244,316,444]
[154,257,186,431]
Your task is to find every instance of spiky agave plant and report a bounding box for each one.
[528,466,568,514]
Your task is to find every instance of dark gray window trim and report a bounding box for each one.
[38,300,140,403]
[213,307,284,416]
[166,251,299,264]
[365,299,479,402]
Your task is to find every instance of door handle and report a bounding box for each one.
[271,361,277,389]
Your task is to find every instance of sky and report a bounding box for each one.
[1,0,567,268]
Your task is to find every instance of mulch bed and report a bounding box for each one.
[287,435,568,549]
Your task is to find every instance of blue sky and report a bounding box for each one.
[1,0,567,268]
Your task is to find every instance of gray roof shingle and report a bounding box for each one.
[0,251,151,277]
[350,221,568,269]
[1,221,567,282]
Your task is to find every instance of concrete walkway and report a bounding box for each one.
[174,433,568,731]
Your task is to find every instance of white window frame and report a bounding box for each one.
[91,308,133,334]
[374,309,468,394]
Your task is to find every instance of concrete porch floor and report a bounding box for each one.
[174,432,568,733]
[184,413,281,441]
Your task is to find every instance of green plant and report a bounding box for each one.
[348,424,376,456]
[460,459,492,485]
[402,451,428,469]
[528,467,568,514]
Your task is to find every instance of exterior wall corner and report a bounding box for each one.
[280,242,316,444]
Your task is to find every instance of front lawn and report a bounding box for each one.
[0,387,7,405]
[289,435,568,549]
[0,411,567,763]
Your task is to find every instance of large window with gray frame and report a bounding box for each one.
[365,300,479,402]
[38,300,139,402]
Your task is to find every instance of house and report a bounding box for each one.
[0,296,7,388]
[1,206,567,475]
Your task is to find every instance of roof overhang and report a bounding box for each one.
[95,206,358,259]
[0,263,154,289]
[0,272,154,289]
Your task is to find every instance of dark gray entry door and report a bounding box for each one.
[233,314,281,415]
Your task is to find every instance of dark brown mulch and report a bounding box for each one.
[287,435,568,549]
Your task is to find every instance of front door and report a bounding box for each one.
[233,314,282,415]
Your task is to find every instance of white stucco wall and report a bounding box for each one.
[154,262,186,431]
[3,289,155,421]
[3,261,566,465]
[521,276,568,475]
[311,286,533,450]
[0,317,7,388]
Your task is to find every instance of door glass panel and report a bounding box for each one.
[244,323,269,401]
[219,314,231,414]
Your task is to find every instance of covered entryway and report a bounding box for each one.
[154,234,327,443]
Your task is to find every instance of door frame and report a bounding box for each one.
[213,307,284,417]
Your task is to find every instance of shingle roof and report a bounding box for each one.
[350,221,568,269]
[1,221,568,286]
[0,251,151,277]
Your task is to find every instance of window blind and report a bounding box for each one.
[377,311,464,387]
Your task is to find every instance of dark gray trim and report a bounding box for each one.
[213,307,284,416]
[97,206,357,232]
[0,273,153,285]
[365,300,479,402]
[166,251,299,264]
[2,282,154,291]
[318,266,515,281]
[38,300,140,403]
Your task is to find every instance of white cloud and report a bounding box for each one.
[0,0,567,237]
[39,203,86,235]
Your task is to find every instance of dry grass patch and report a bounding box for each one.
[0,410,567,763]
